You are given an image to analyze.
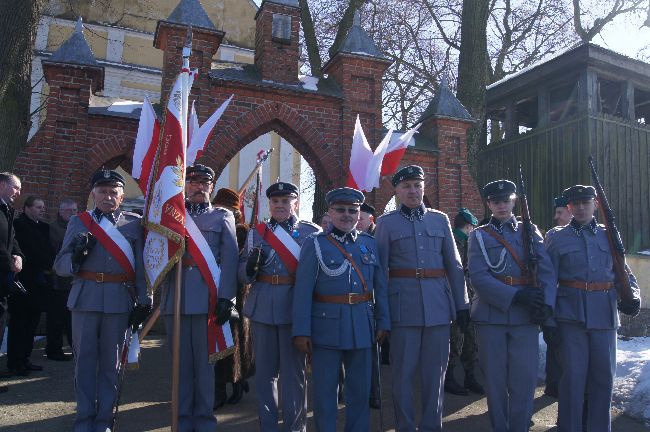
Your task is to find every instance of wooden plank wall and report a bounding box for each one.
[478,113,650,252]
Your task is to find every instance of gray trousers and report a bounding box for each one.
[476,324,538,432]
[390,325,450,432]
[557,322,616,432]
[71,311,129,432]
[311,346,371,432]
[251,321,306,432]
[164,314,217,432]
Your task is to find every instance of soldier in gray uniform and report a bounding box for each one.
[239,181,320,431]
[160,164,239,432]
[544,185,640,432]
[292,187,389,432]
[54,170,151,432]
[467,179,557,432]
[375,165,468,432]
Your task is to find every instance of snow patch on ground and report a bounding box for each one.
[539,334,650,424]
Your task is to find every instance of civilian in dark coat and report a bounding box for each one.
[8,196,54,375]
[46,198,78,360]
[0,173,23,391]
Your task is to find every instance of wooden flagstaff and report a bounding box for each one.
[171,261,183,432]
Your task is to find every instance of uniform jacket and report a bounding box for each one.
[292,230,389,350]
[467,216,557,325]
[54,210,149,313]
[49,214,73,291]
[239,217,320,325]
[0,201,22,283]
[161,205,238,315]
[544,219,639,329]
[375,206,468,327]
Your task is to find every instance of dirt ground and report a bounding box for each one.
[0,334,647,432]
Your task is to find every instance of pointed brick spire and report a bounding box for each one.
[419,77,474,124]
[166,0,216,31]
[48,17,99,67]
[335,10,387,60]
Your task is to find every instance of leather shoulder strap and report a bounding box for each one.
[481,225,528,275]
[325,235,368,293]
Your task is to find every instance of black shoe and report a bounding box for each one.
[444,376,469,396]
[369,398,381,409]
[24,361,43,371]
[464,374,485,395]
[0,370,12,379]
[46,352,72,361]
[8,366,30,377]
[228,381,244,404]
[0,385,7,393]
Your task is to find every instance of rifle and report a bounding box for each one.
[518,165,539,289]
[587,156,638,306]
[107,326,134,432]
[374,341,384,432]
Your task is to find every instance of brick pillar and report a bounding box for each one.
[14,62,103,213]
[422,117,483,219]
[254,1,301,84]
[154,23,224,111]
[324,55,391,190]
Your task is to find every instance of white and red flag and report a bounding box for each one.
[380,123,421,176]
[187,95,233,165]
[346,115,393,191]
[131,96,160,193]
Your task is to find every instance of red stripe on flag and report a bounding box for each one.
[346,170,360,189]
[380,148,408,176]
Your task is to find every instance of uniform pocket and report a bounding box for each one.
[311,304,340,347]
[597,242,612,268]
[390,230,414,253]
[425,227,444,252]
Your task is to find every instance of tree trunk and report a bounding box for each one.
[0,0,43,171]
[456,0,489,183]
[299,0,323,77]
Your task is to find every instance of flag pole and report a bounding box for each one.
[171,26,192,432]
[237,148,274,195]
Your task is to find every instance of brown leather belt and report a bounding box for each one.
[313,292,372,304]
[257,274,296,285]
[77,271,134,283]
[496,275,531,286]
[559,279,613,291]
[182,258,196,267]
[389,268,446,279]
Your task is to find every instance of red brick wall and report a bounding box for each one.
[254,2,300,84]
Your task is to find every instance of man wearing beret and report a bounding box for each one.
[54,169,151,432]
[159,164,238,431]
[292,187,389,431]
[544,185,640,432]
[375,165,468,432]
[467,180,556,431]
[357,203,376,236]
[445,208,484,396]
[239,181,319,431]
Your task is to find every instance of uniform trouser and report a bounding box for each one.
[475,324,538,432]
[542,327,562,393]
[251,321,306,432]
[7,293,41,369]
[557,322,616,432]
[391,325,450,432]
[46,289,72,355]
[448,321,478,377]
[311,346,371,432]
[71,311,129,432]
[164,314,217,432]
[370,342,380,401]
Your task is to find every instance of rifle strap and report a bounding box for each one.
[481,226,528,276]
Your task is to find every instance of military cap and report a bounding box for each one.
[553,196,569,209]
[392,165,425,186]
[266,182,299,198]
[325,187,365,205]
[360,203,376,216]
[562,185,596,202]
[457,207,478,226]
[213,188,240,209]
[186,164,215,181]
[90,169,125,188]
[482,180,517,200]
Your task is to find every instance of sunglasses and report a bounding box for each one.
[330,207,359,215]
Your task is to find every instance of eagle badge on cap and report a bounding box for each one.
[498,183,504,189]
[103,170,110,179]
[407,167,413,173]
[578,187,583,192]
[279,184,284,190]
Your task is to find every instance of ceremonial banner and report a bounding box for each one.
[346,115,393,191]
[380,123,421,176]
[132,96,160,193]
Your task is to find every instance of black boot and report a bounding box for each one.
[464,372,485,395]
[213,382,228,410]
[228,380,250,404]
[444,374,469,396]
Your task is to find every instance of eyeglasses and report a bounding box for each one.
[187,180,211,186]
[330,207,359,215]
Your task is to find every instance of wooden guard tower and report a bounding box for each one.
[482,42,650,252]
